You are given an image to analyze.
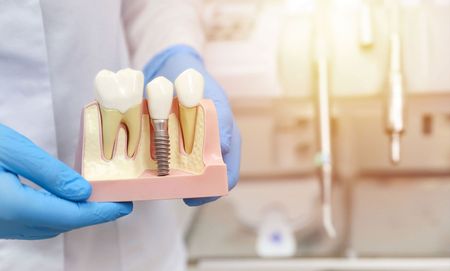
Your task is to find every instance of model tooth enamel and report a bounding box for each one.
[95,68,144,160]
[146,76,174,176]
[174,68,204,154]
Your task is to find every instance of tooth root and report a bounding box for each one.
[99,106,123,160]
[122,104,142,158]
[179,104,198,154]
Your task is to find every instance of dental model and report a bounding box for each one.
[95,68,144,160]
[146,76,174,176]
[174,69,204,154]
[78,68,228,202]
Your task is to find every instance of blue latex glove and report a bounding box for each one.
[0,124,133,240]
[144,45,241,206]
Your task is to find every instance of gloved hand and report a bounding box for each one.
[143,44,241,206]
[0,124,133,240]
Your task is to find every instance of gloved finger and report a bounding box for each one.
[0,171,133,231]
[4,232,60,241]
[203,77,234,154]
[21,188,133,231]
[0,223,61,240]
[223,124,241,190]
[0,124,91,201]
[24,233,60,240]
[183,196,219,207]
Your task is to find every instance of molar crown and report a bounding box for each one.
[95,68,144,160]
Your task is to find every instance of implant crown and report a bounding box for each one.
[146,76,174,176]
[146,76,174,120]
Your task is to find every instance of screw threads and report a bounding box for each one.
[154,132,170,176]
[152,119,170,176]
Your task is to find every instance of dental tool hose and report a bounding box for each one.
[316,54,336,239]
[314,0,336,239]
[386,2,405,165]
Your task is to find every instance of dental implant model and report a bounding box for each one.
[175,69,204,154]
[78,67,228,201]
[146,77,174,176]
[95,68,144,160]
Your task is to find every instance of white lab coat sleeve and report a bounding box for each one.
[122,0,205,70]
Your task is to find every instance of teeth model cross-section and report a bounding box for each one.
[146,76,174,176]
[174,69,204,154]
[95,68,144,160]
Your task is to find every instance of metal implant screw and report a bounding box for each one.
[152,119,170,176]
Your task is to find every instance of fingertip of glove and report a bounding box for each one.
[61,177,92,201]
[100,202,133,222]
[184,196,219,207]
[228,171,240,191]
[220,132,232,155]
[221,122,241,156]
[71,201,133,228]
[117,202,133,216]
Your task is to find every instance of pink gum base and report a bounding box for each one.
[75,99,228,202]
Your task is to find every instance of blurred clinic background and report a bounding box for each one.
[180,0,450,270]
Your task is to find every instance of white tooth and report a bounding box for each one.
[95,69,144,113]
[94,68,144,160]
[174,69,204,154]
[174,68,204,108]
[146,76,174,120]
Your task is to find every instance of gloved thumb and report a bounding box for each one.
[0,124,92,201]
